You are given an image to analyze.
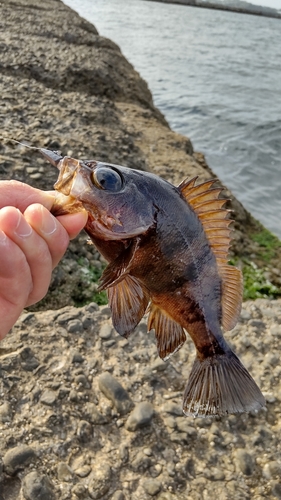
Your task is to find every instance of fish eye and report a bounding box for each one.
[91,167,123,192]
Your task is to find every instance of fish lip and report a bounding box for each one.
[88,217,149,241]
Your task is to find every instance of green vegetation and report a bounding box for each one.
[250,227,281,262]
[229,258,280,300]
[242,261,279,300]
[74,258,108,306]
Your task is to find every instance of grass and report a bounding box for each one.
[242,261,279,300]
[74,258,108,306]
[250,227,281,262]
[229,258,280,300]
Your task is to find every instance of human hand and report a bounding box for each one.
[0,180,88,340]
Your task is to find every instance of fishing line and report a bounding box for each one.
[0,136,43,150]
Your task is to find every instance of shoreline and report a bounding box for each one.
[144,0,281,20]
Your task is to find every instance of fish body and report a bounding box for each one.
[43,150,265,417]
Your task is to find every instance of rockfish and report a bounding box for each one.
[43,149,265,417]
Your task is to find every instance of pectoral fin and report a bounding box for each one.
[97,239,139,291]
[148,304,186,360]
[107,275,150,338]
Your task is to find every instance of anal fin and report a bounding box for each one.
[107,275,149,338]
[148,305,186,360]
[183,350,265,417]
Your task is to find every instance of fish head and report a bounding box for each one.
[44,151,157,240]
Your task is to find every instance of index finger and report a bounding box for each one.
[0,180,55,212]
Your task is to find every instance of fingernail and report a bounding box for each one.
[40,206,57,235]
[15,210,32,238]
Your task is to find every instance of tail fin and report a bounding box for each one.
[183,351,265,417]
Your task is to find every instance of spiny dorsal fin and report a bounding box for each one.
[178,177,242,330]
[147,304,186,360]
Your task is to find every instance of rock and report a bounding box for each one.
[75,373,91,389]
[99,323,113,339]
[88,463,111,499]
[263,461,281,479]
[125,402,154,431]
[75,465,92,478]
[20,347,40,371]
[77,420,93,442]
[3,445,36,475]
[119,444,129,464]
[22,472,55,500]
[0,401,12,423]
[67,319,84,333]
[204,468,225,481]
[56,311,81,325]
[142,479,162,496]
[151,358,167,372]
[150,463,162,477]
[235,449,255,475]
[84,403,108,424]
[131,452,152,473]
[98,372,134,415]
[40,390,57,406]
[72,483,88,498]
[271,481,281,499]
[162,402,183,416]
[71,350,84,363]
[57,462,73,481]
[176,420,197,436]
[111,491,125,500]
[85,303,99,313]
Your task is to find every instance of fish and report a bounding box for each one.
[42,148,265,417]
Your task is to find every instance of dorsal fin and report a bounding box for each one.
[178,177,243,330]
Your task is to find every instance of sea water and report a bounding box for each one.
[64,0,281,238]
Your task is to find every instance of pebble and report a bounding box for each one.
[271,481,281,500]
[84,402,108,424]
[163,402,183,416]
[263,461,281,479]
[40,390,57,406]
[72,483,88,498]
[142,478,162,496]
[99,323,113,339]
[3,445,36,475]
[111,492,125,500]
[71,350,84,363]
[57,462,73,481]
[88,463,111,499]
[77,420,93,442]
[67,319,84,333]
[125,402,154,431]
[98,372,134,415]
[22,471,55,500]
[75,465,92,477]
[0,401,11,423]
[235,449,255,475]
[75,373,91,388]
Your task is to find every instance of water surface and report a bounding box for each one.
[65,0,281,237]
